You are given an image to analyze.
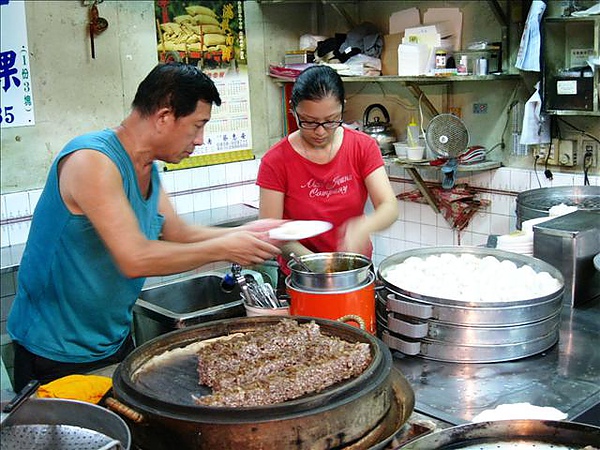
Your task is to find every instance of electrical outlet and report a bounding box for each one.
[546,139,559,165]
[581,139,598,168]
[558,139,577,167]
[473,103,488,114]
[533,144,548,160]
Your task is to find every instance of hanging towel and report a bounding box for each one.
[520,82,551,145]
[515,0,546,72]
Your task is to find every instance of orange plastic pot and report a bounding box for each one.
[287,273,376,334]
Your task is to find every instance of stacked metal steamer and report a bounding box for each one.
[376,247,565,363]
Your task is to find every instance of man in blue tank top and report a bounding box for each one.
[8,63,284,391]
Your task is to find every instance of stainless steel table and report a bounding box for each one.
[392,298,600,425]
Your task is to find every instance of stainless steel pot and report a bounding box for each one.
[377,247,564,326]
[288,252,373,291]
[109,316,414,450]
[363,104,396,155]
[398,419,600,449]
[516,185,600,229]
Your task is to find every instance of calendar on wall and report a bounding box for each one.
[155,0,254,170]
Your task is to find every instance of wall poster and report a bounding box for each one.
[155,0,253,170]
[0,0,35,129]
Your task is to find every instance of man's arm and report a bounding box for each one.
[60,150,281,277]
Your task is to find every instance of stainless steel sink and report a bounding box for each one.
[132,273,244,345]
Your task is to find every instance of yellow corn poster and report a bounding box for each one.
[155,1,254,170]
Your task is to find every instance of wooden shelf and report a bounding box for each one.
[339,74,521,83]
[269,72,522,116]
[268,73,521,84]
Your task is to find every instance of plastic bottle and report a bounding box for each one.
[407,118,420,147]
[457,55,468,74]
[435,50,447,69]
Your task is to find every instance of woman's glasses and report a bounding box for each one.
[296,119,343,130]
[294,110,343,130]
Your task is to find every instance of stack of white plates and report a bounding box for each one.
[498,212,577,256]
[496,231,534,256]
[521,216,554,234]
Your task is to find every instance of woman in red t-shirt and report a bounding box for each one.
[257,65,399,275]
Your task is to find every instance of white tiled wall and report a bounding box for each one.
[0,159,598,385]
[0,159,261,248]
[371,165,599,267]
[0,158,598,257]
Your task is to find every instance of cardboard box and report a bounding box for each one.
[381,33,403,75]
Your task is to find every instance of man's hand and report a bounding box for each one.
[241,218,288,233]
[222,230,282,266]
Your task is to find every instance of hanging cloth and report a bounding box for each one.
[520,81,551,145]
[515,0,546,72]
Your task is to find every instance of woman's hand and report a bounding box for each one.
[338,216,371,255]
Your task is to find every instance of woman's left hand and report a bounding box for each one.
[338,216,371,254]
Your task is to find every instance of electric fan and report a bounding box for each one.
[425,114,470,189]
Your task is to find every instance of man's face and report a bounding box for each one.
[162,100,212,164]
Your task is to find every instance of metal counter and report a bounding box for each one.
[392,298,600,425]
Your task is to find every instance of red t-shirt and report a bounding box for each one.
[257,128,384,268]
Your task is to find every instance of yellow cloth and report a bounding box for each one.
[37,374,112,404]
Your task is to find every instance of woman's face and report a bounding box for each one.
[294,96,343,149]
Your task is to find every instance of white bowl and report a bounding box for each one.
[393,142,408,158]
[407,146,425,161]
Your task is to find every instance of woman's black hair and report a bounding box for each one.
[290,65,345,109]
[132,62,222,119]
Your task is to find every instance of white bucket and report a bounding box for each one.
[244,303,290,317]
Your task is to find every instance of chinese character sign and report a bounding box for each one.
[0,0,35,128]
[155,1,254,170]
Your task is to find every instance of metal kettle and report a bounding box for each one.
[362,103,396,155]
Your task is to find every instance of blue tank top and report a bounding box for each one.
[7,129,164,362]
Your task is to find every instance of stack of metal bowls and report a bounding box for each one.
[286,252,377,333]
[376,246,565,363]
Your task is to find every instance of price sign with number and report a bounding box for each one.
[0,0,35,128]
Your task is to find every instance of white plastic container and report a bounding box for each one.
[407,146,425,161]
[244,303,290,317]
[393,142,408,159]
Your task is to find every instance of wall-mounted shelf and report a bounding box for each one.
[339,74,521,83]
[269,72,522,117]
[268,73,521,84]
[392,159,502,213]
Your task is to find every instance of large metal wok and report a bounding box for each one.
[397,419,600,449]
[109,316,415,450]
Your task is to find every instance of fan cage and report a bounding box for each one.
[426,114,469,158]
